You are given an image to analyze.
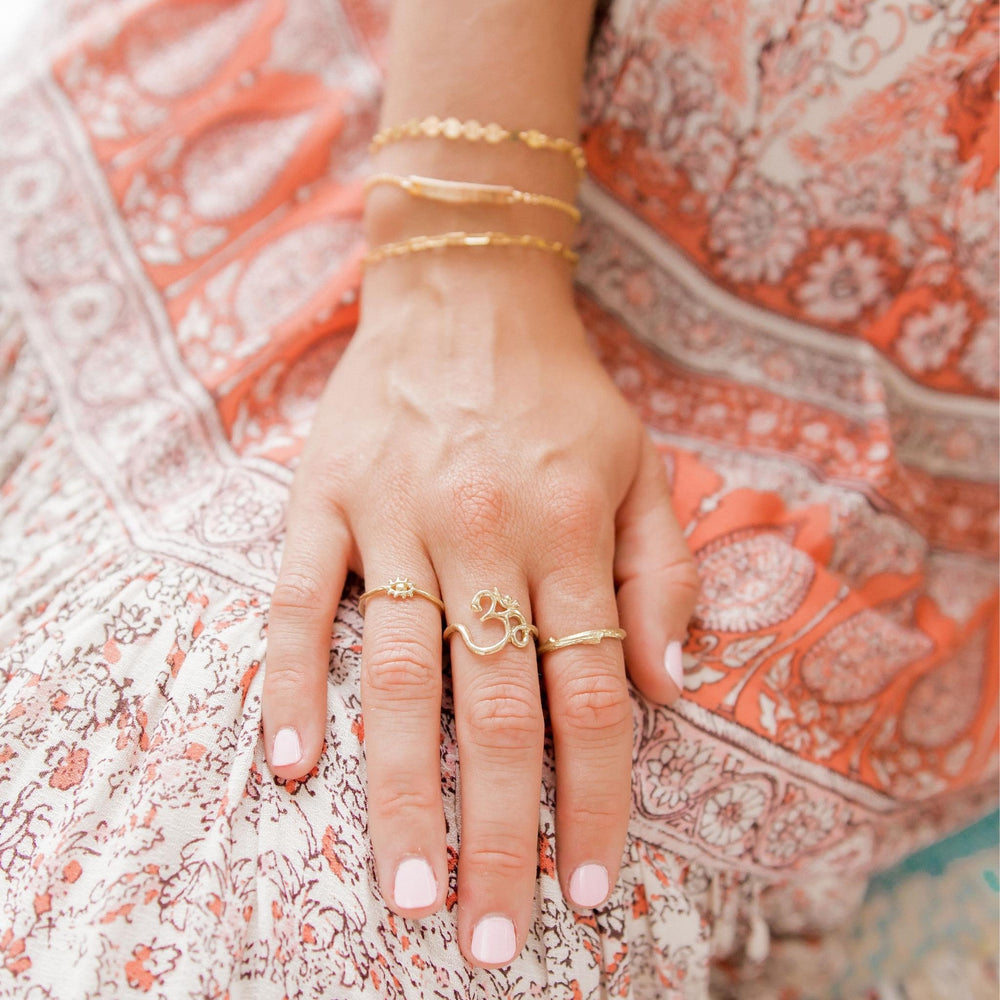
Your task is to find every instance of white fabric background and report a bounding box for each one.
[0,1,39,63]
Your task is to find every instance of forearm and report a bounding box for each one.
[381,0,594,144]
[364,0,597,261]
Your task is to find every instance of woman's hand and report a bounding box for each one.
[262,253,698,968]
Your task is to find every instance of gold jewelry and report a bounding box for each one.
[362,231,578,267]
[537,628,627,655]
[370,116,587,174]
[443,587,539,657]
[358,577,446,617]
[364,173,581,222]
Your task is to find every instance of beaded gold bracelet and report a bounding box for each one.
[370,116,587,174]
[362,230,579,267]
[363,173,581,222]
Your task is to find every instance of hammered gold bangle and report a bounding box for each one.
[364,173,581,222]
[362,230,579,267]
[370,116,587,174]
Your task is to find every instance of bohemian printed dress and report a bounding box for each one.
[0,0,996,997]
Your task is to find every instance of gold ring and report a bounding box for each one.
[358,577,445,617]
[443,587,539,657]
[537,628,626,655]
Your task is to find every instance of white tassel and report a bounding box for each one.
[711,871,736,957]
[745,882,770,964]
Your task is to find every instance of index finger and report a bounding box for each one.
[263,493,352,778]
[358,545,448,918]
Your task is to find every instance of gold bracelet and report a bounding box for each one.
[364,173,581,222]
[370,116,587,174]
[362,230,579,267]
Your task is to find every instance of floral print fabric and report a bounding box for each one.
[0,0,996,997]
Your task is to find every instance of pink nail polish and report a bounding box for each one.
[569,863,609,908]
[393,857,437,909]
[471,914,517,965]
[271,726,302,767]
[665,641,684,690]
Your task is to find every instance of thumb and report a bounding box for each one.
[614,433,700,704]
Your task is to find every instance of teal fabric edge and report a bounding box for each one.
[866,810,1000,895]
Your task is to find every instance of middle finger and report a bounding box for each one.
[442,566,544,970]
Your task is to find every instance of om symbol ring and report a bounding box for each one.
[443,587,539,656]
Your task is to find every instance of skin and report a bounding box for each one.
[262,0,700,969]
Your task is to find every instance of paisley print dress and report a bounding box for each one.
[0,0,996,997]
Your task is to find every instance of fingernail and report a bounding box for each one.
[665,641,684,690]
[471,914,517,965]
[393,856,437,909]
[569,863,609,908]
[271,726,302,767]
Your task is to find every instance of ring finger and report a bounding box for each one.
[533,547,632,914]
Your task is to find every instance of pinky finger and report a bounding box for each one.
[614,434,700,704]
[264,496,353,778]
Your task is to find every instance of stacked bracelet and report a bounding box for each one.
[365,115,585,269]
[361,231,579,267]
[364,173,581,222]
[370,116,587,175]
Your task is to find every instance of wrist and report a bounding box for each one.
[358,247,583,348]
[361,244,577,306]
[363,183,578,249]
[362,137,581,250]
[360,136,585,338]
[364,123,581,207]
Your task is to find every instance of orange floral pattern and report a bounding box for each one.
[0,0,996,997]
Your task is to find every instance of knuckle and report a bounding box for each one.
[536,478,610,575]
[373,783,440,819]
[270,571,327,619]
[312,454,353,498]
[462,843,531,880]
[447,475,511,547]
[263,661,313,699]
[547,480,606,542]
[668,557,702,607]
[363,635,439,696]
[566,790,630,825]
[559,672,632,736]
[288,471,348,528]
[465,681,543,749]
